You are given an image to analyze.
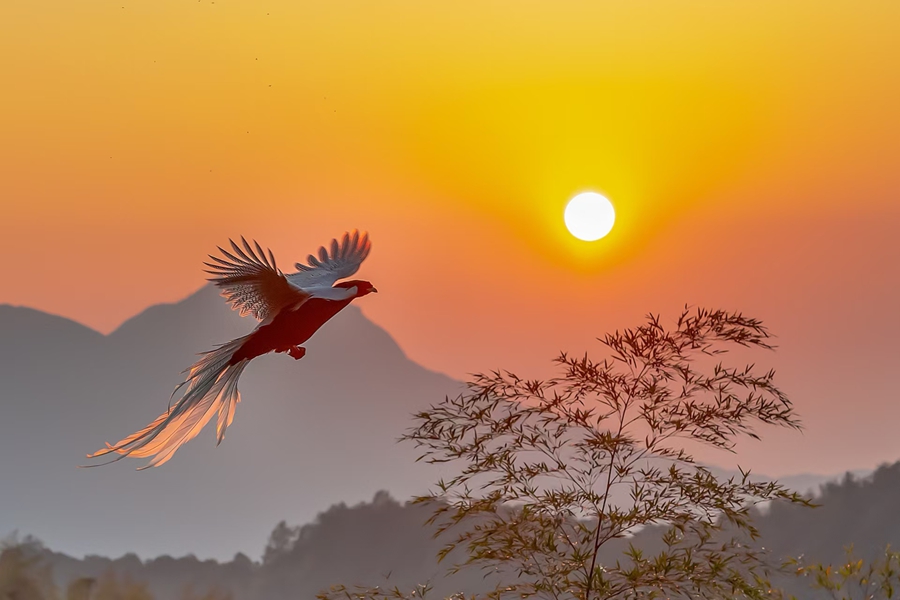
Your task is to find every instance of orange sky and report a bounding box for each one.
[1,0,898,475]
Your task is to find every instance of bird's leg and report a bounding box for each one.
[274,345,306,359]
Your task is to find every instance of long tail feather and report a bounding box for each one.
[83,333,252,469]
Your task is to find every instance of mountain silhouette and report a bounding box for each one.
[0,287,460,560]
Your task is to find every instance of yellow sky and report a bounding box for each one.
[1,0,899,473]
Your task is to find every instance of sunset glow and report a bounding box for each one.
[0,0,898,479]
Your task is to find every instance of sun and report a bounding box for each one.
[564,192,616,241]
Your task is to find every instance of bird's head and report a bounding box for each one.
[337,279,378,298]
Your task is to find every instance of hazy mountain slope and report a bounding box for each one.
[0,287,461,560]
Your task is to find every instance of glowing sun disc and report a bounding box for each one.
[564,192,616,241]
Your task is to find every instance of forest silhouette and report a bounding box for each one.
[5,467,900,599]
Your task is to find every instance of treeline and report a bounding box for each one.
[0,539,237,600]
[7,462,900,600]
[756,460,900,565]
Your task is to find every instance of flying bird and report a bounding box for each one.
[85,230,376,469]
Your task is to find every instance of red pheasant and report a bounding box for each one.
[86,231,376,469]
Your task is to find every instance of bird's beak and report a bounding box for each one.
[371,287,378,293]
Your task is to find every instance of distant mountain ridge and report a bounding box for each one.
[0,286,461,560]
[0,290,874,562]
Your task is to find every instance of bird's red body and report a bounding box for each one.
[230,291,357,364]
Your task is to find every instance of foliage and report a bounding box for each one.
[316,582,464,600]
[784,546,900,600]
[90,571,155,600]
[66,578,98,600]
[263,521,301,565]
[324,308,812,600]
[177,583,234,600]
[0,538,58,600]
[0,536,233,600]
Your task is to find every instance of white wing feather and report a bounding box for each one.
[287,230,372,291]
[204,237,310,322]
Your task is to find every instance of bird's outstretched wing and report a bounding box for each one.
[287,230,372,291]
[204,237,310,321]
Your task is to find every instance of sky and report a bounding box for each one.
[1,0,899,476]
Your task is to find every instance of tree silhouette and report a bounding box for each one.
[322,308,812,600]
